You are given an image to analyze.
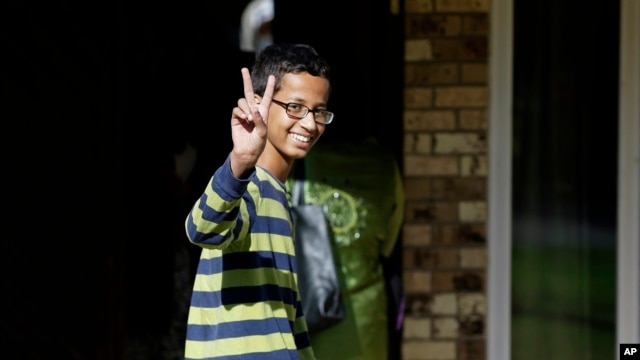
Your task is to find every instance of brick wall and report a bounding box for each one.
[402,0,489,359]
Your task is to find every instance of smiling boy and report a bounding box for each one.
[183,43,332,360]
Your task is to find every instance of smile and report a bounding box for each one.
[291,133,311,143]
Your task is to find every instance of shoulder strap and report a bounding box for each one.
[291,160,305,206]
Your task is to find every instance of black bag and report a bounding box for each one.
[290,162,345,332]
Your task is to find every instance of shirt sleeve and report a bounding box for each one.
[184,155,254,248]
[381,157,405,258]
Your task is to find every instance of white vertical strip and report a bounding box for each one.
[487,0,513,359]
[617,0,640,350]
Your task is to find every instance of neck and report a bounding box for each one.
[256,146,293,183]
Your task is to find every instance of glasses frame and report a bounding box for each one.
[271,99,334,124]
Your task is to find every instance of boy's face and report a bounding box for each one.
[262,72,331,161]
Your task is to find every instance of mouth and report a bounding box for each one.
[290,133,311,143]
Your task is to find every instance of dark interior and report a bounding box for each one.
[3,1,404,358]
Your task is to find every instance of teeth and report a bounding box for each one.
[291,133,311,143]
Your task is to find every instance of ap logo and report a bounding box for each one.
[621,344,640,358]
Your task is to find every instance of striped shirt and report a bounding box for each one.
[184,156,315,360]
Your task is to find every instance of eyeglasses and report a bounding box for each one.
[271,99,334,124]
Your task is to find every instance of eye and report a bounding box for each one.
[288,103,304,112]
[315,111,327,119]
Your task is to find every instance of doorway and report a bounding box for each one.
[488,1,640,359]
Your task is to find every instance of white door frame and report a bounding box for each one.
[487,1,640,359]
[616,0,640,349]
[487,0,513,358]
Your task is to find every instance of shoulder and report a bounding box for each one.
[250,167,289,205]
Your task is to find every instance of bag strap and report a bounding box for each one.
[291,160,305,206]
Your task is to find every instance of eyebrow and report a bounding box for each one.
[284,97,328,108]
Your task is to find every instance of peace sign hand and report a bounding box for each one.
[229,67,275,178]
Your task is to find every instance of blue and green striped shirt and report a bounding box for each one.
[184,156,315,360]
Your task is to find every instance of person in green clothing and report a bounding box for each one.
[289,136,405,360]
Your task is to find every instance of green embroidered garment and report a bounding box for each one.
[289,138,405,360]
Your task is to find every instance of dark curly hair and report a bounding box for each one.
[250,43,331,97]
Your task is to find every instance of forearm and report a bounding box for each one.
[229,150,258,179]
[185,156,252,247]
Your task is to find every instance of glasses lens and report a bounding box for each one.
[286,103,308,118]
[316,111,334,124]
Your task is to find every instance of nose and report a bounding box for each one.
[298,111,318,128]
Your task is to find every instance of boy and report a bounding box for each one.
[183,43,333,359]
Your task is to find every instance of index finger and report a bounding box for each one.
[241,67,256,108]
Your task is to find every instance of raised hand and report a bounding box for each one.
[229,67,275,178]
